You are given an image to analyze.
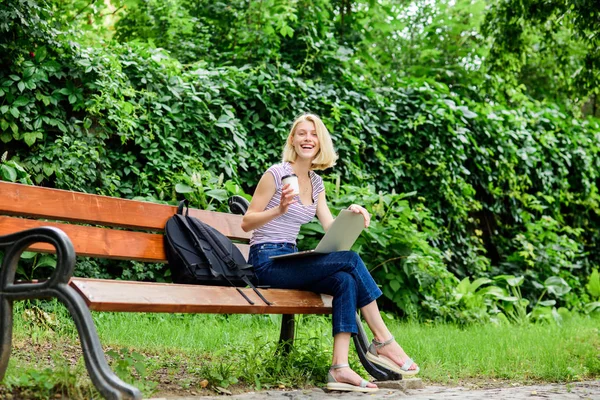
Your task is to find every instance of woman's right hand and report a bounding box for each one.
[279,183,297,215]
[242,173,297,232]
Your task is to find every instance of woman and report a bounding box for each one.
[241,113,419,392]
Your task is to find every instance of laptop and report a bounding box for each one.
[269,209,365,260]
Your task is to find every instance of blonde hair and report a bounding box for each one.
[282,113,338,170]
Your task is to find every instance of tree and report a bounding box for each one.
[483,0,600,108]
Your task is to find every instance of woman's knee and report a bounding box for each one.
[333,271,357,293]
[339,250,368,272]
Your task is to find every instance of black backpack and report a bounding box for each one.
[164,200,271,306]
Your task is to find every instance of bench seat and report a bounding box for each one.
[70,278,332,314]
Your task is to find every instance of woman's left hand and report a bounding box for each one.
[348,204,370,228]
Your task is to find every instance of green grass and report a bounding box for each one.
[387,317,600,383]
[3,300,600,399]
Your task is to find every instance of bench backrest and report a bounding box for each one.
[0,181,251,262]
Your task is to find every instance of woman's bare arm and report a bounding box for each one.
[241,172,296,232]
[316,190,335,232]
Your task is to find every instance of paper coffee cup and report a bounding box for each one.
[281,174,300,195]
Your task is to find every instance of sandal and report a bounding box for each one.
[325,363,379,393]
[365,335,420,376]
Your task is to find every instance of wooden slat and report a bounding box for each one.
[0,217,250,262]
[70,278,332,314]
[0,181,251,241]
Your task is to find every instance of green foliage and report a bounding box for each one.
[492,274,572,325]
[3,355,96,399]
[585,269,600,314]
[16,252,57,281]
[235,338,331,389]
[0,152,33,184]
[483,0,599,103]
[106,348,158,395]
[113,0,344,76]
[2,0,600,324]
[4,367,67,399]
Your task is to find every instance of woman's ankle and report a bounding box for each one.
[373,335,395,348]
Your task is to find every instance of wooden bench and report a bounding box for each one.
[0,181,399,400]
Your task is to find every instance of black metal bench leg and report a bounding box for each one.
[353,312,400,381]
[278,314,295,354]
[54,283,141,399]
[0,227,142,400]
[0,294,14,380]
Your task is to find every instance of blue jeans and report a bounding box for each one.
[249,242,382,336]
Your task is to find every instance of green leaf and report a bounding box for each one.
[106,350,119,359]
[12,96,29,107]
[36,255,57,268]
[20,251,37,259]
[205,189,228,202]
[121,102,134,114]
[23,131,42,146]
[133,361,146,375]
[458,106,477,119]
[0,132,11,143]
[456,277,470,294]
[56,121,68,133]
[9,75,20,81]
[443,99,456,109]
[280,25,294,37]
[9,108,19,118]
[42,163,54,176]
[584,302,600,314]
[215,122,235,131]
[469,277,492,292]
[479,286,517,301]
[1,164,17,182]
[494,275,524,287]
[175,183,194,193]
[0,106,8,114]
[17,81,25,92]
[35,46,48,62]
[232,133,246,148]
[216,114,234,131]
[389,280,401,292]
[544,276,571,296]
[586,269,600,298]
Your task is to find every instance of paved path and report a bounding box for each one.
[151,380,600,400]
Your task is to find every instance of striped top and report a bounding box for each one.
[250,162,325,245]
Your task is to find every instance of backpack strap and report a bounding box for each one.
[177,199,190,216]
[186,214,237,269]
[240,275,273,306]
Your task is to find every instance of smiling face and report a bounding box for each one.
[282,113,338,170]
[291,121,320,161]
